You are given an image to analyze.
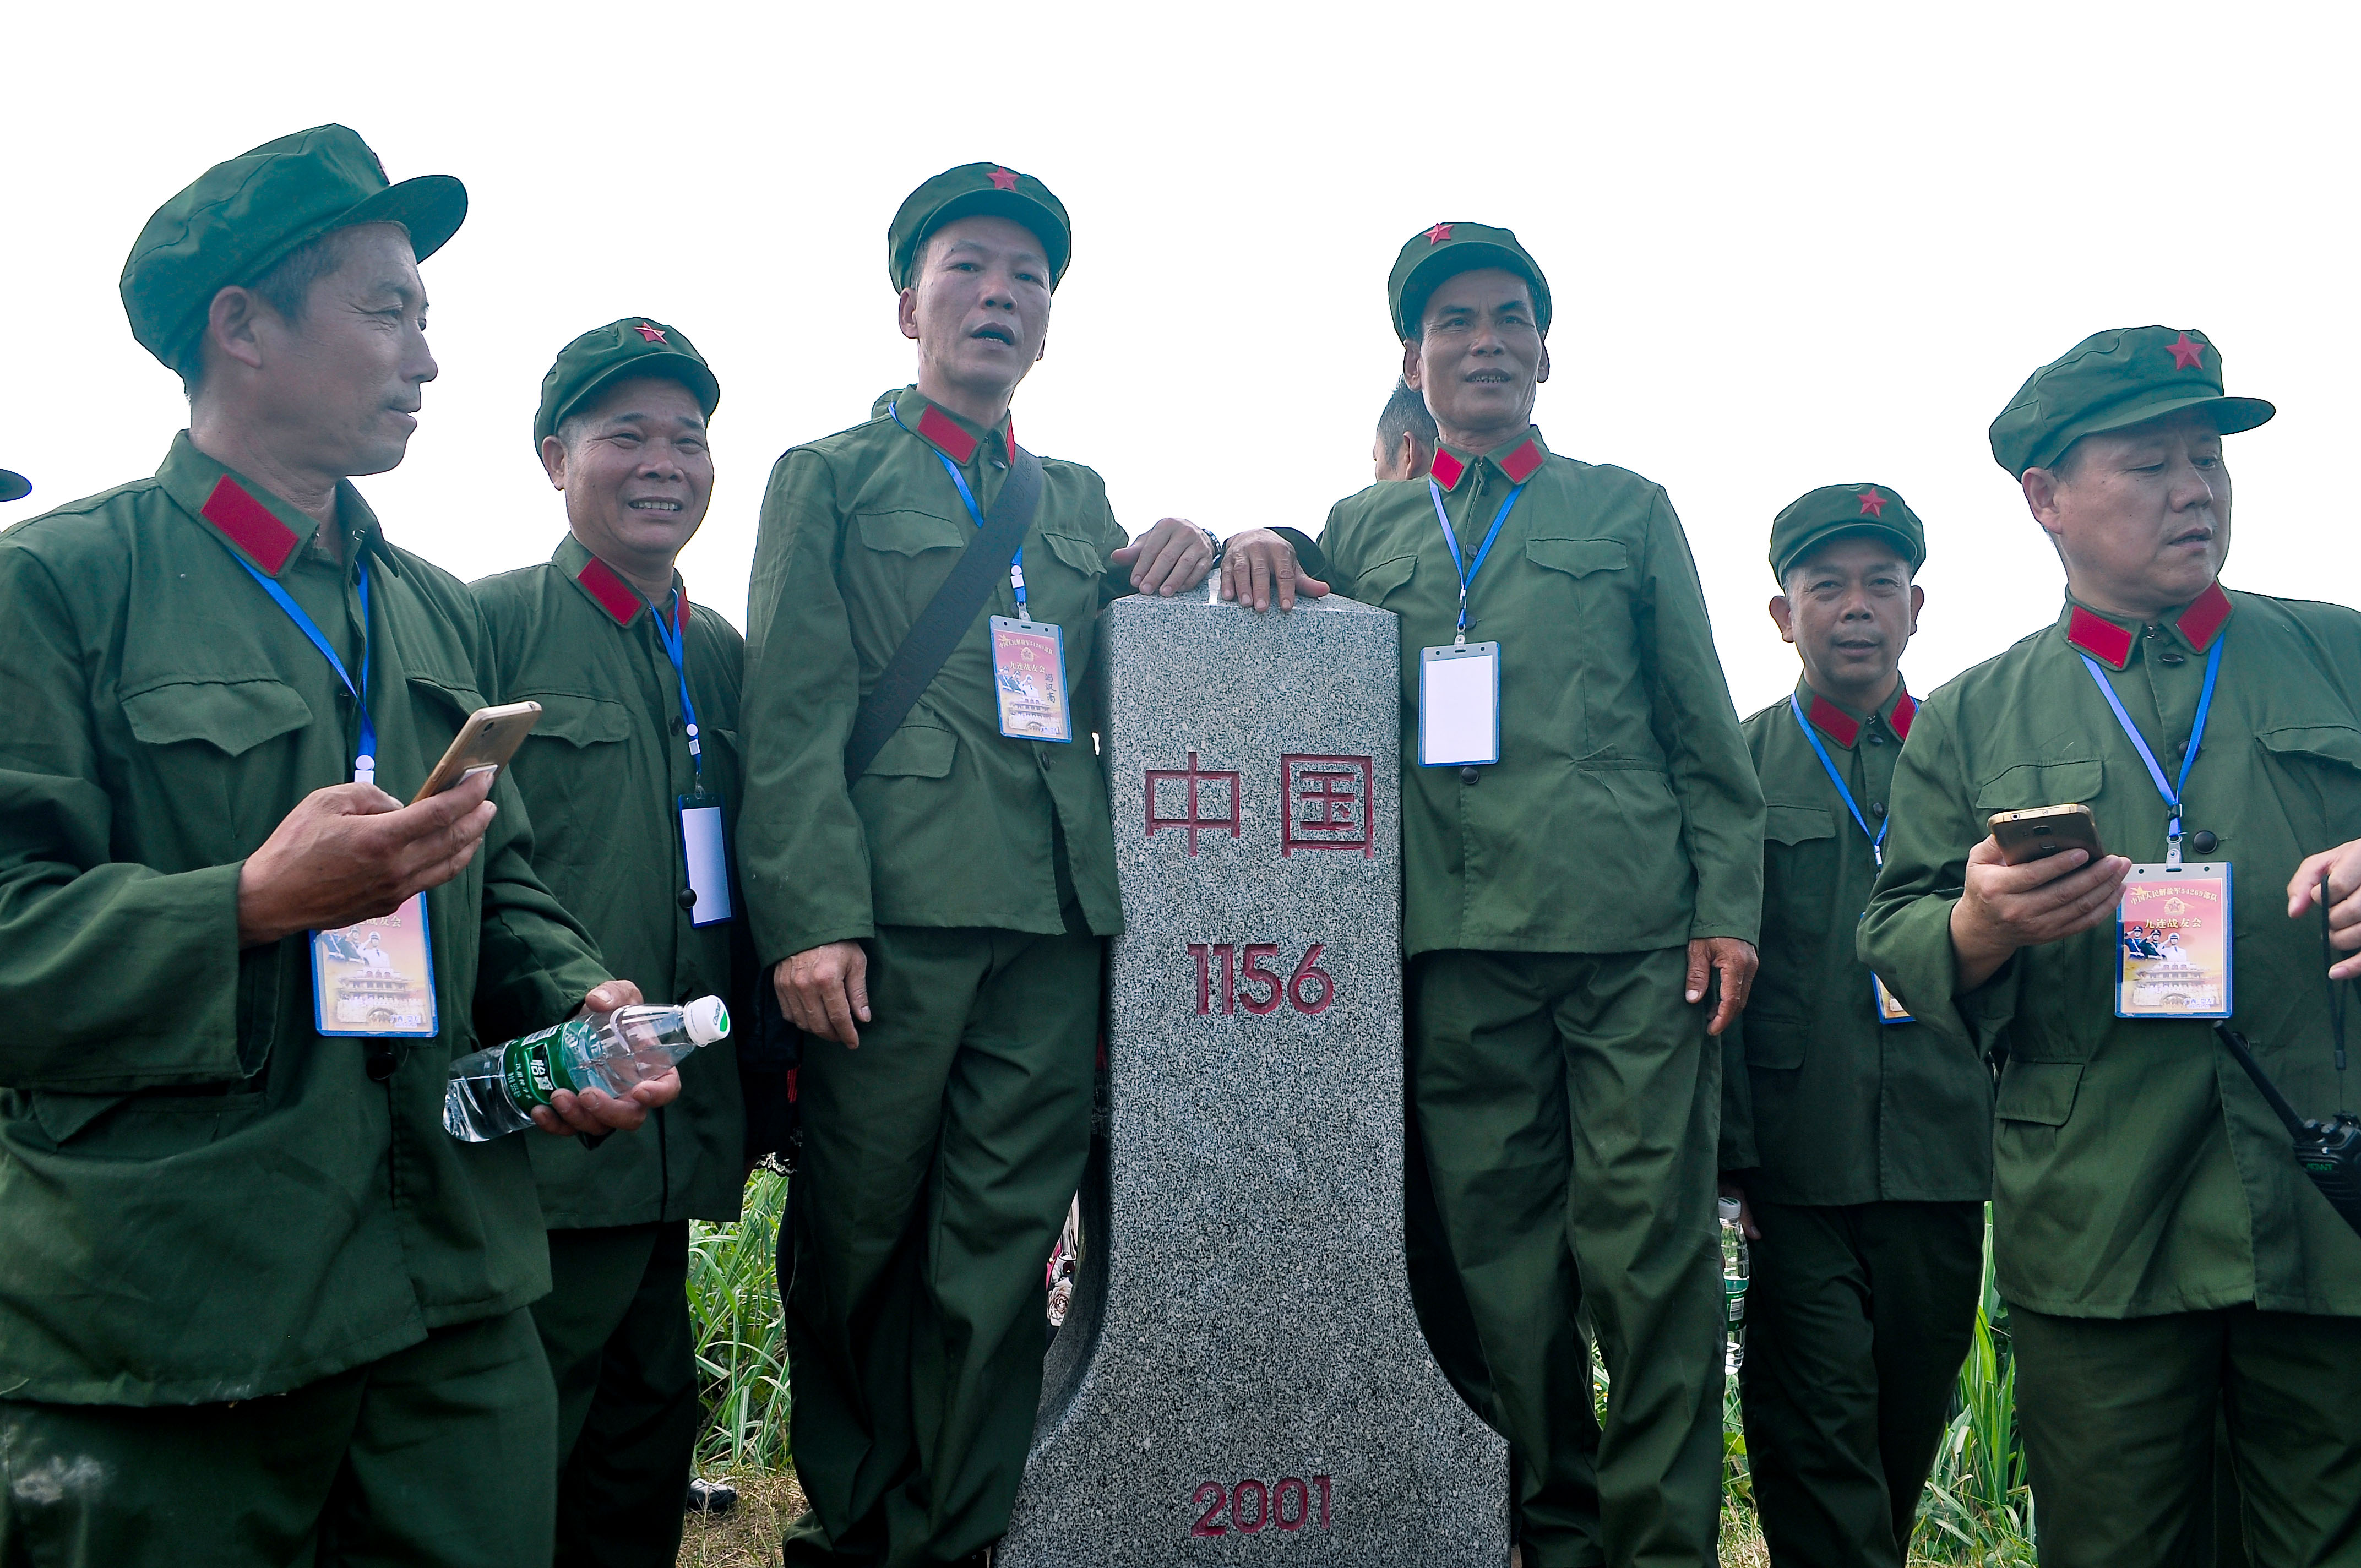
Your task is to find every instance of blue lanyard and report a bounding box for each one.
[1789,694,1890,867]
[889,400,1027,617]
[235,554,375,785]
[647,589,703,782]
[2079,631,2224,867]
[1428,476,1526,642]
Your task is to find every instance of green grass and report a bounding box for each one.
[688,1168,792,1475]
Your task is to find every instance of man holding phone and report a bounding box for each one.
[1717,486,1989,1567]
[0,127,661,1565]
[475,318,792,1566]
[1862,327,2361,1565]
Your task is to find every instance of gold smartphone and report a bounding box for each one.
[411,701,542,803]
[1989,803,2106,867]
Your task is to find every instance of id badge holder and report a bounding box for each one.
[313,892,438,1037]
[989,616,1073,742]
[679,789,733,927]
[1873,973,1914,1025]
[2115,861,2233,1019]
[1419,642,1501,766]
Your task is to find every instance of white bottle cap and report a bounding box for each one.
[684,995,731,1047]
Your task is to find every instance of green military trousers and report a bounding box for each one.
[0,1308,553,1568]
[781,923,1100,1567]
[1738,1199,1984,1566]
[2011,1304,2361,1568]
[531,1219,702,1567]
[1408,946,1727,1568]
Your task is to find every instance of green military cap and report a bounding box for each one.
[1770,482,1926,584]
[121,124,466,374]
[0,469,28,504]
[1388,221,1553,341]
[1989,325,2275,477]
[887,162,1072,292]
[534,318,720,450]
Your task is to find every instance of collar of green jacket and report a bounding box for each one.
[2058,580,2234,670]
[156,430,396,582]
[1428,425,1549,493]
[1795,676,1917,750]
[882,385,1017,471]
[554,532,687,630]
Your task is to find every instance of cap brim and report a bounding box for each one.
[0,470,29,504]
[339,172,469,263]
[1397,242,1548,338]
[1775,521,1922,582]
[562,358,722,434]
[917,190,1071,285]
[2044,391,2278,470]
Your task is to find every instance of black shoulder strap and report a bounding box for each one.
[843,445,1045,784]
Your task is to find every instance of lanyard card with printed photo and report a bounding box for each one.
[1874,973,1914,1025]
[2116,862,2233,1020]
[679,790,733,927]
[989,616,1073,743]
[312,893,438,1037]
[1420,642,1501,767]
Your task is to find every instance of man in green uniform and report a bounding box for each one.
[1718,485,1989,1566]
[1375,375,1438,482]
[0,126,665,1566]
[739,162,1294,1565]
[1862,326,2361,1566]
[1274,223,1764,1567]
[475,318,792,1566]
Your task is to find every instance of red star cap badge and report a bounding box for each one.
[988,167,1019,192]
[1857,487,1889,518]
[634,323,666,344]
[2165,331,2205,371]
[1424,222,1454,245]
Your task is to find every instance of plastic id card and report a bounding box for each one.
[313,892,438,1037]
[2116,862,2232,1019]
[1874,973,1914,1025]
[989,616,1073,743]
[1419,642,1501,766]
[680,790,733,927]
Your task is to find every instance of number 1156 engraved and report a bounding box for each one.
[1187,943,1335,1015]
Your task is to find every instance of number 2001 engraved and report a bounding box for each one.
[1187,943,1335,1016]
[1191,1475,1332,1537]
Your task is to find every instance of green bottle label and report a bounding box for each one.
[501,1020,588,1110]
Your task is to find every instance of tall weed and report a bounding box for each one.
[688,1169,793,1474]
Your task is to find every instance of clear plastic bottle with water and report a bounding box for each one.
[443,997,731,1141]
[1718,1195,1750,1374]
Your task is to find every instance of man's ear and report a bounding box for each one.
[1908,582,1926,636]
[205,285,269,374]
[1768,593,1797,645]
[897,285,921,343]
[1401,338,1423,391]
[539,434,569,491]
[2022,466,2066,532]
[1535,339,1551,385]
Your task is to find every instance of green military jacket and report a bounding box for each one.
[474,536,759,1228]
[738,388,1131,965]
[0,435,611,1405]
[1724,679,1992,1206]
[1286,428,1762,957]
[1863,586,2361,1317]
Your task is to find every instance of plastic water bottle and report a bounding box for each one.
[1718,1195,1750,1373]
[443,997,731,1141]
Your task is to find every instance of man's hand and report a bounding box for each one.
[1217,528,1330,612]
[1951,835,2132,993]
[237,770,499,948]
[1110,518,1215,598]
[2288,839,2361,981]
[1687,937,1758,1037]
[1718,1178,1761,1243]
[776,941,871,1048]
[529,979,675,1137]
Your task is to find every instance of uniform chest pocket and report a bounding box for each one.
[1765,803,1837,846]
[1038,532,1106,577]
[524,693,633,749]
[2256,726,2361,846]
[121,679,312,756]
[857,509,969,557]
[1971,759,2105,817]
[1353,553,1418,606]
[1526,538,1628,579]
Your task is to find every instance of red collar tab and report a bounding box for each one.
[1499,439,1543,484]
[916,403,980,466]
[2066,605,2135,668]
[674,592,690,632]
[1429,447,1468,491]
[1891,690,1918,741]
[199,474,301,575]
[2174,581,2232,650]
[1806,694,1863,748]
[575,555,647,626]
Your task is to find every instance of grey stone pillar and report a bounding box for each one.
[998,591,1509,1567]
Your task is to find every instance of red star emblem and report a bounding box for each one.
[2166,331,2205,371]
[1424,222,1454,245]
[634,323,666,344]
[1857,487,1888,518]
[988,167,1019,191]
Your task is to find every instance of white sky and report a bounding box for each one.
[6,1,2353,720]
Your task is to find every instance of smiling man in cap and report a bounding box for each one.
[1863,327,2361,1564]
[0,126,654,1565]
[1277,222,1763,1566]
[1718,484,1990,1567]
[474,318,793,1566]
